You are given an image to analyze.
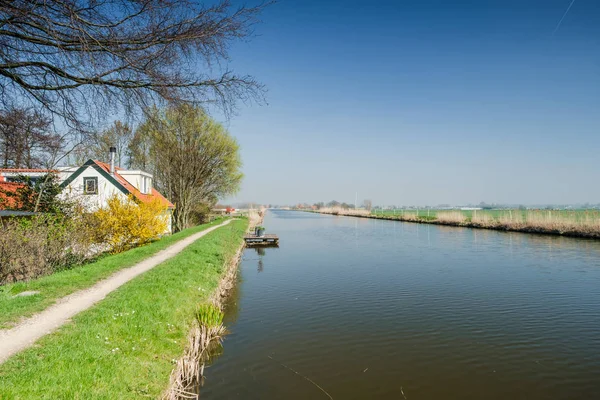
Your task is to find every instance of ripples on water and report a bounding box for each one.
[203,211,600,399]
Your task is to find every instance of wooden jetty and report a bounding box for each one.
[244,233,279,247]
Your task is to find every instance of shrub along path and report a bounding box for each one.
[0,219,232,365]
[0,218,226,329]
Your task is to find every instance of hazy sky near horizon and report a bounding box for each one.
[221,0,599,206]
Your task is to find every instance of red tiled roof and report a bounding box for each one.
[93,160,174,209]
[0,182,24,209]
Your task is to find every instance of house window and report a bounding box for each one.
[83,177,98,194]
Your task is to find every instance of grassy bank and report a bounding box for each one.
[0,218,226,329]
[0,218,247,399]
[317,208,600,239]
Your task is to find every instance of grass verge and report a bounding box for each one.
[0,218,226,329]
[0,218,247,399]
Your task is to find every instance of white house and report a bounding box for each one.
[0,148,174,234]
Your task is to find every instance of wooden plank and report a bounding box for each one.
[244,234,278,239]
[244,232,279,247]
[244,233,279,247]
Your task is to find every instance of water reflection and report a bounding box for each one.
[255,247,265,273]
[202,211,600,400]
[196,245,279,397]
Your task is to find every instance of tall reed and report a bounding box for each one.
[163,304,226,400]
[319,206,371,216]
[435,211,468,224]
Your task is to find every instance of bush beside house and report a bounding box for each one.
[92,194,168,253]
[0,157,175,285]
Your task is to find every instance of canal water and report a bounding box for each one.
[202,210,600,399]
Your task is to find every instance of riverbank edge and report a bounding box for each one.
[0,219,248,399]
[164,211,266,398]
[308,210,600,240]
[163,235,246,399]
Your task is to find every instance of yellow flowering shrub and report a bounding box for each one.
[93,194,169,253]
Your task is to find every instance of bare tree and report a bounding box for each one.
[0,106,62,168]
[127,124,153,170]
[363,199,372,211]
[72,120,133,166]
[0,0,267,128]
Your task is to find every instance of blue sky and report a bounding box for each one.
[220,0,599,206]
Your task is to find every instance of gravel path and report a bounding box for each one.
[0,219,232,364]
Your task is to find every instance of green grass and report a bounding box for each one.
[0,218,226,329]
[0,218,247,400]
[196,303,225,327]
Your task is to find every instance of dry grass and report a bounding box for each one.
[435,211,468,224]
[394,212,420,222]
[466,210,600,236]
[319,206,371,216]
[470,211,497,225]
[210,244,244,304]
[440,210,600,237]
[518,211,600,234]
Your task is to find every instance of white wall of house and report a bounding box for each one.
[119,170,153,194]
[61,166,173,234]
[60,166,128,210]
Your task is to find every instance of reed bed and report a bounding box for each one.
[435,211,468,224]
[163,304,226,400]
[319,206,371,216]
[317,209,600,239]
[494,210,600,236]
